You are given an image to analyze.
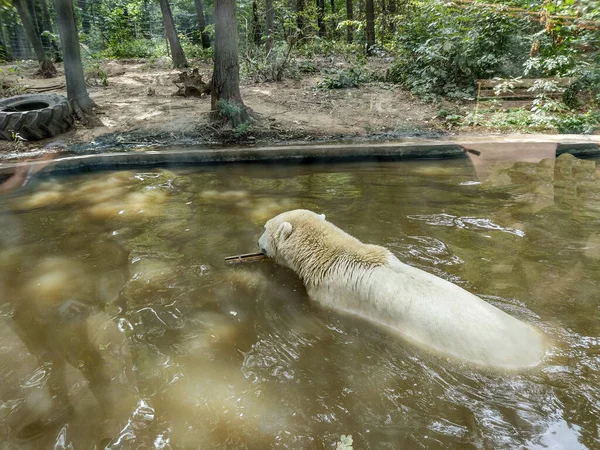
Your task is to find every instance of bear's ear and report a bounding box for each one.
[318,214,326,221]
[277,222,293,241]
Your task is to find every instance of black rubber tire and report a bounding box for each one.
[0,94,74,141]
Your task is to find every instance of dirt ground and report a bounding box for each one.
[0,57,453,157]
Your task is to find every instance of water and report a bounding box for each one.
[0,153,599,449]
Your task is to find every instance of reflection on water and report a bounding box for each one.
[0,154,599,448]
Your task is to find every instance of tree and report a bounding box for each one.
[317,0,326,37]
[345,0,353,43]
[365,0,375,52]
[39,0,58,55]
[388,0,396,34]
[265,0,274,54]
[296,0,305,38]
[77,0,91,35]
[211,0,250,127]
[252,0,261,46]
[13,0,56,76]
[53,0,100,124]
[193,0,210,49]
[158,0,187,68]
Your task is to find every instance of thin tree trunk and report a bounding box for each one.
[265,0,274,54]
[365,0,375,53]
[77,0,91,35]
[158,0,187,68]
[40,0,60,59]
[388,0,395,33]
[381,0,386,45]
[252,0,261,46]
[14,0,56,76]
[26,0,42,38]
[0,17,12,60]
[345,0,353,43]
[53,0,100,124]
[329,0,336,38]
[211,0,250,127]
[296,0,305,38]
[39,0,51,43]
[317,0,326,37]
[193,0,210,49]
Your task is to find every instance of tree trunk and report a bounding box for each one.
[40,0,61,60]
[329,0,336,38]
[26,0,42,38]
[211,0,250,127]
[0,17,12,60]
[345,0,353,43]
[252,0,261,46]
[53,0,100,124]
[14,0,56,76]
[317,0,326,37]
[193,0,210,49]
[381,0,386,44]
[265,0,274,54]
[296,0,305,38]
[77,0,91,35]
[158,0,187,68]
[365,0,375,53]
[388,0,395,33]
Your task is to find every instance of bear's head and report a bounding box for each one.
[257,209,326,268]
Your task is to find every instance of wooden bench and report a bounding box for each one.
[476,78,573,100]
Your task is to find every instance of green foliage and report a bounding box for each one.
[102,39,165,59]
[0,72,26,97]
[298,60,318,74]
[217,100,242,121]
[318,67,369,89]
[85,62,109,86]
[243,42,298,82]
[181,40,213,60]
[563,66,600,109]
[553,111,600,134]
[387,1,534,98]
[234,121,251,137]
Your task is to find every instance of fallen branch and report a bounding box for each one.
[26,84,65,92]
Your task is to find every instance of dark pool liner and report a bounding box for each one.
[0,140,598,175]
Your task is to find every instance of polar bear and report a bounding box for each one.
[258,209,548,370]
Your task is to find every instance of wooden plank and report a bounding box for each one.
[477,78,574,89]
[478,90,563,99]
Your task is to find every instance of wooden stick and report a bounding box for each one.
[224,252,268,264]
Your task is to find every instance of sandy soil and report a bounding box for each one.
[0,57,448,155]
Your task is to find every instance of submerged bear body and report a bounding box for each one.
[258,209,547,370]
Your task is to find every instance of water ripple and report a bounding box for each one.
[407,213,526,237]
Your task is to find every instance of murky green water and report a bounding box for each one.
[0,154,599,449]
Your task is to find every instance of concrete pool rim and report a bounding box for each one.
[1,135,599,175]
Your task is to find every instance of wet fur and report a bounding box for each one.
[259,209,548,370]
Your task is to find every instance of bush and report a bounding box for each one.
[242,43,298,82]
[553,111,600,134]
[387,1,535,98]
[317,67,369,89]
[103,39,165,59]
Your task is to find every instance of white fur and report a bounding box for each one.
[258,209,547,370]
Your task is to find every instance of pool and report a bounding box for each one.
[0,153,599,448]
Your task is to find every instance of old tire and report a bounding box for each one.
[0,94,73,141]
